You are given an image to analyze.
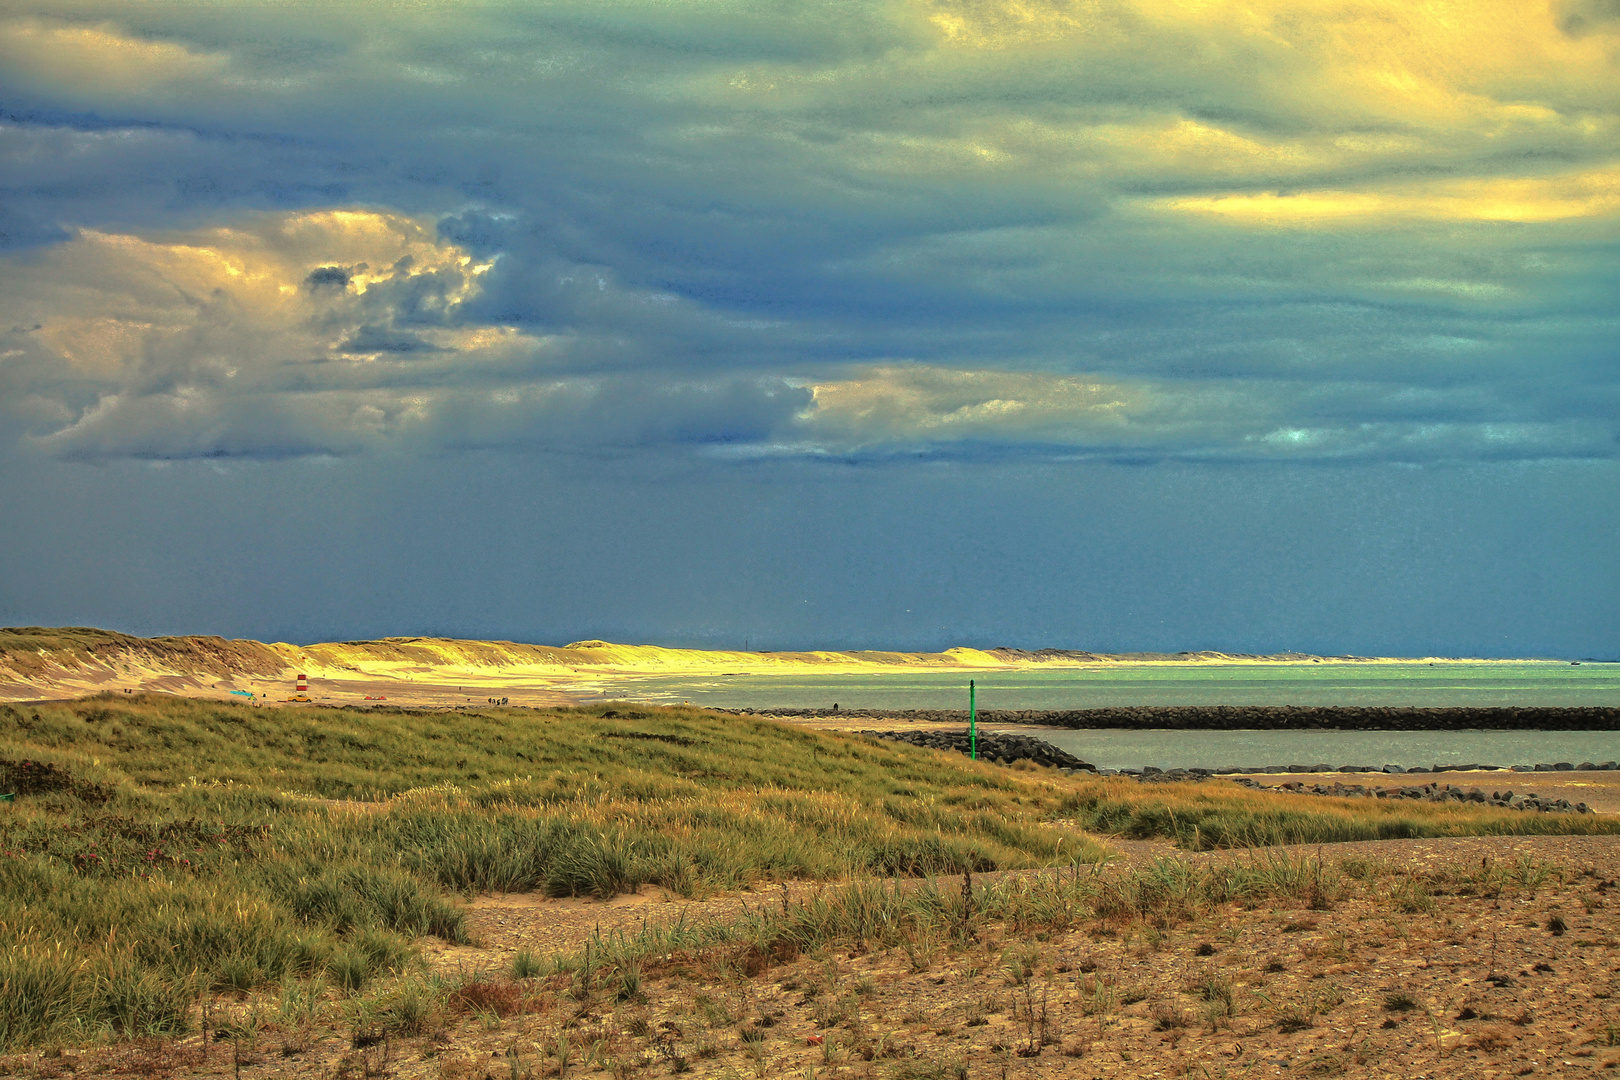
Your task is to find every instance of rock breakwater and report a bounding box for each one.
[858,729,1095,771]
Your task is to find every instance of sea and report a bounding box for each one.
[586,661,1620,770]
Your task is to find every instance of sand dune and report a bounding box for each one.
[0,629,1040,703]
[0,625,1500,706]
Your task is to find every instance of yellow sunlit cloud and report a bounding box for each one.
[0,18,228,95]
[908,0,1619,213]
[1154,166,1620,224]
[807,365,1138,443]
[921,0,1616,110]
[6,211,508,377]
[923,0,1121,50]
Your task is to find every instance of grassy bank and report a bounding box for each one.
[1054,775,1620,849]
[1,694,1615,1053]
[0,695,1101,1050]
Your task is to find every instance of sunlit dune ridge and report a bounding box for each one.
[0,628,1033,702]
[0,626,1476,704]
[296,637,1020,680]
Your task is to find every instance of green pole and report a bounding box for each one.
[969,679,977,760]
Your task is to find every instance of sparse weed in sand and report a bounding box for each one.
[893,1057,969,1080]
[509,949,542,980]
[1190,969,1237,1028]
[999,942,1041,985]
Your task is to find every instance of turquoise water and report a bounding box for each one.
[589,662,1620,710]
[587,662,1620,768]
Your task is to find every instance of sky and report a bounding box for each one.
[0,0,1616,657]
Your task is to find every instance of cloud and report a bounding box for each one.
[1,203,1616,465]
[0,0,1616,468]
[794,365,1620,463]
[1152,167,1620,225]
[305,266,350,290]
[0,209,499,457]
[0,210,823,460]
[0,0,1617,668]
[1559,0,1620,36]
[805,365,1138,444]
[0,18,228,100]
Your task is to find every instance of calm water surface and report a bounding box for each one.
[588,662,1620,768]
[592,662,1620,710]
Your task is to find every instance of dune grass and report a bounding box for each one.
[559,855,1343,983]
[1053,774,1620,850]
[485,843,1559,1017]
[0,693,1614,1051]
[0,695,1101,1050]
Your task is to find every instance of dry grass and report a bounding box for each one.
[1,693,1613,1059]
[11,844,1611,1079]
[0,695,1106,1051]
[1056,773,1620,849]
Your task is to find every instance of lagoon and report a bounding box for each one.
[587,661,1620,769]
[590,661,1620,711]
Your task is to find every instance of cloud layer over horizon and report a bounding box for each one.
[1,0,1616,654]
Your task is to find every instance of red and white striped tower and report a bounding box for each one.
[295,673,308,694]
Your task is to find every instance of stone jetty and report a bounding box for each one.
[857,728,1095,771]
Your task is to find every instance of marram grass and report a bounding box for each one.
[0,694,1614,1051]
[1053,774,1620,850]
[0,695,1102,1050]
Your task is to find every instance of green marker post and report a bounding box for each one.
[969,679,977,760]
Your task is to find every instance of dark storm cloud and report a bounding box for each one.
[336,326,440,354]
[1560,0,1620,36]
[305,266,350,290]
